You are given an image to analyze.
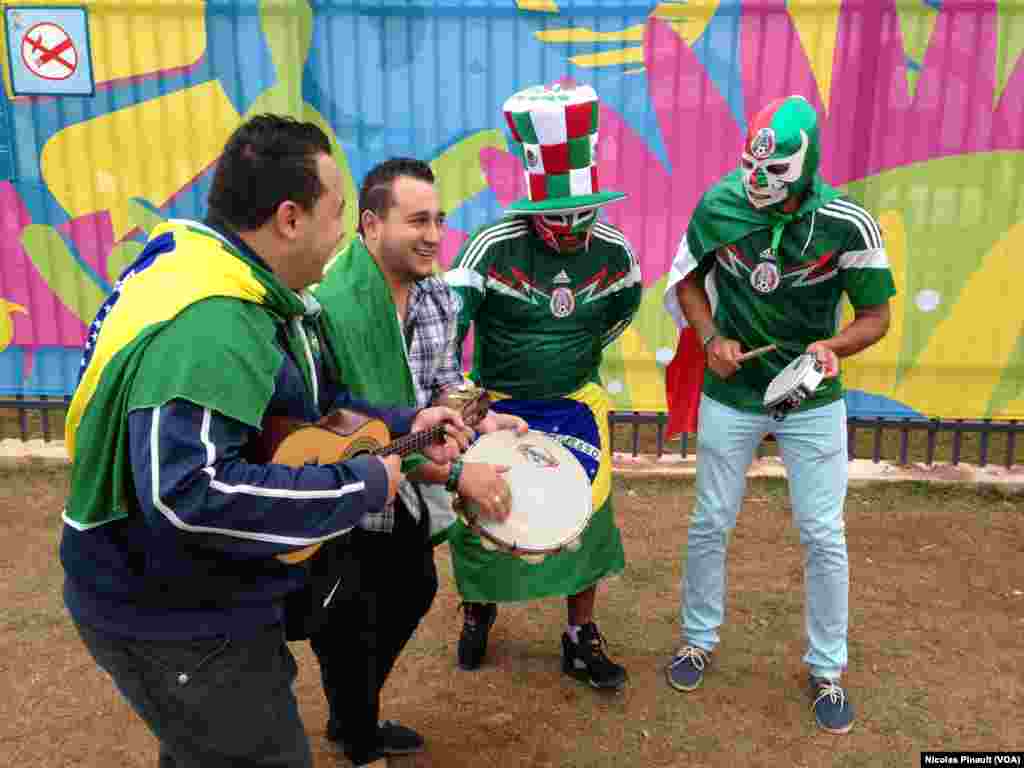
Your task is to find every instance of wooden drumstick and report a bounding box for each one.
[737,343,776,362]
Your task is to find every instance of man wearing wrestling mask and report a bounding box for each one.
[444,83,641,690]
[662,95,895,733]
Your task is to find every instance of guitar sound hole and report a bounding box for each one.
[344,437,382,459]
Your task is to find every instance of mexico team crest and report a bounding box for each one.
[750,261,780,294]
[750,128,776,159]
[550,286,575,317]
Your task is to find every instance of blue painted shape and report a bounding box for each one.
[0,346,81,396]
[845,390,926,420]
[203,2,277,116]
[689,0,745,127]
[0,89,13,180]
[305,5,670,184]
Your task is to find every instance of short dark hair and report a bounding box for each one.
[207,114,332,232]
[357,158,436,235]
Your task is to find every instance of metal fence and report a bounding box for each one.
[4,399,1021,468]
[607,411,1024,468]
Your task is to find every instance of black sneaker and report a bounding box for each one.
[561,622,628,690]
[326,719,424,760]
[457,602,497,670]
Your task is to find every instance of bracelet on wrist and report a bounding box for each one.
[701,332,718,349]
[445,458,464,493]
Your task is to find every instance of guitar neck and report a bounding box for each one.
[375,425,445,458]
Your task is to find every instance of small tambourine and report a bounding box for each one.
[454,430,593,565]
[763,353,825,422]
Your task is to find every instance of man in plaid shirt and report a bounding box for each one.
[311,158,526,767]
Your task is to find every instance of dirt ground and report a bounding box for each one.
[1,464,1021,767]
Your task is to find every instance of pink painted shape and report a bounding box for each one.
[438,227,468,270]
[59,210,115,283]
[635,19,744,285]
[821,0,1016,181]
[0,183,89,350]
[993,52,1024,150]
[819,1,909,184]
[738,0,825,126]
[480,146,525,207]
[914,3,998,157]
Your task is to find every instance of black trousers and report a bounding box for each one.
[74,620,311,768]
[309,499,438,763]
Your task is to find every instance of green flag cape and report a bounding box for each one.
[689,170,842,265]
[314,238,426,474]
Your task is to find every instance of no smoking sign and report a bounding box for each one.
[5,6,94,96]
[22,22,78,80]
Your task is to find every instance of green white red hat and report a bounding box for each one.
[502,83,626,215]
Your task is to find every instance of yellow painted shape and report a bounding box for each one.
[841,210,908,398]
[40,81,241,239]
[619,325,668,412]
[0,299,28,350]
[652,1,719,46]
[890,222,1024,418]
[536,25,645,44]
[1,0,207,98]
[569,48,645,68]
[786,1,841,111]
[534,3,717,72]
[430,130,508,218]
[993,392,1024,420]
[517,0,559,12]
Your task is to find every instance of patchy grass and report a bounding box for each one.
[1,467,1021,767]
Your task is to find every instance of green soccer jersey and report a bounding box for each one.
[681,196,897,412]
[444,217,642,399]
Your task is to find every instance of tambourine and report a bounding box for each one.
[763,353,825,421]
[455,430,592,564]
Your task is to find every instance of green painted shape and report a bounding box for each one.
[127,197,166,238]
[243,1,358,259]
[430,129,509,218]
[631,274,681,358]
[986,330,1024,417]
[21,224,107,323]
[251,0,313,116]
[598,341,632,411]
[844,151,1024,383]
[106,240,145,284]
[894,1,939,98]
[996,3,1024,104]
[598,275,679,410]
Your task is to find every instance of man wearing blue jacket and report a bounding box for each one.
[59,114,468,768]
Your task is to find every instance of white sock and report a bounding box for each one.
[566,624,582,643]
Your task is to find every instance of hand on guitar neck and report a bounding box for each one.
[263,386,491,564]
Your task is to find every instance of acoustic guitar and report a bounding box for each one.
[265,386,490,564]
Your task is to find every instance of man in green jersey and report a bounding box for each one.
[444,83,641,690]
[662,95,894,734]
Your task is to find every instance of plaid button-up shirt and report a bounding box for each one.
[359,275,464,532]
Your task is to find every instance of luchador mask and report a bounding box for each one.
[531,208,598,253]
[740,95,821,210]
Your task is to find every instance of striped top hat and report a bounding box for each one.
[502,83,626,215]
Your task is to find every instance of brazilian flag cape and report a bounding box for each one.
[63,220,311,530]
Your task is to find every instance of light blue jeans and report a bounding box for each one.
[681,394,849,680]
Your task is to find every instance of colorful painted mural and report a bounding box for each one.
[0,0,1021,420]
